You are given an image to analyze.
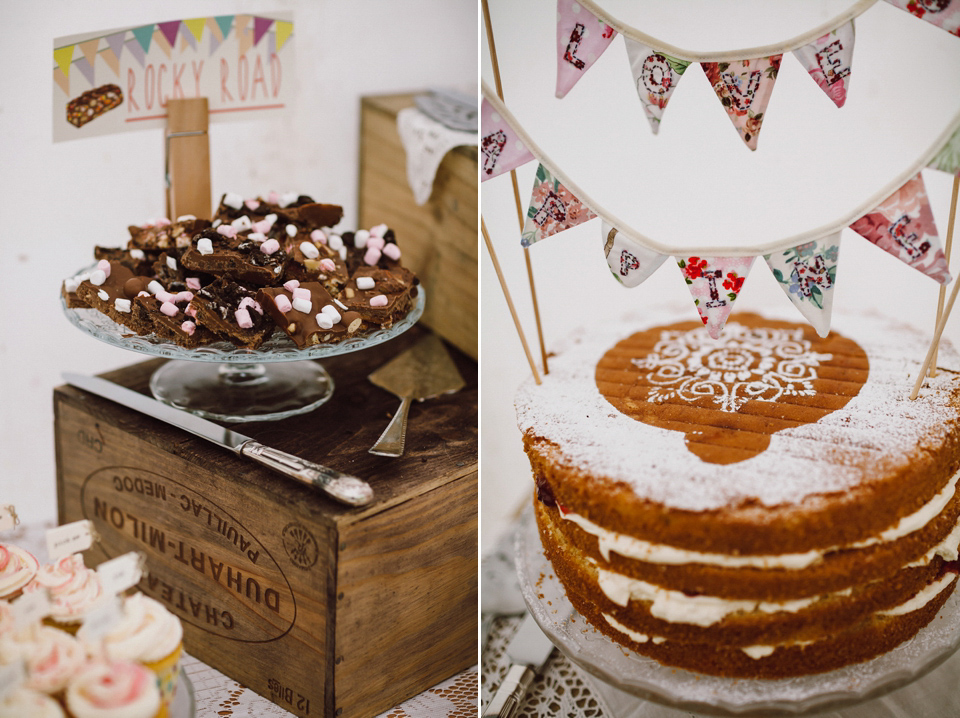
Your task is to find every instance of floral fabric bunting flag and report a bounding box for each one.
[677,256,755,339]
[792,22,855,108]
[601,221,668,286]
[555,0,618,98]
[521,163,597,247]
[849,173,951,284]
[702,55,783,150]
[764,236,841,338]
[929,124,960,175]
[480,98,535,182]
[624,39,691,134]
[883,0,960,36]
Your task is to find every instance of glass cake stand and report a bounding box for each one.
[515,510,960,717]
[61,287,424,422]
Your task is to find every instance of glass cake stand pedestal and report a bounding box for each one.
[62,289,424,423]
[515,510,960,717]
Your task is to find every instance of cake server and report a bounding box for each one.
[62,372,374,507]
[482,612,555,718]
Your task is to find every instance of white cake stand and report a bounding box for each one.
[515,508,960,717]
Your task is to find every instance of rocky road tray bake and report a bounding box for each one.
[62,192,418,349]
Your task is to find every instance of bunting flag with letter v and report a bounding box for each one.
[480,98,535,182]
[849,172,952,284]
[602,221,667,286]
[556,0,618,98]
[678,256,755,338]
[624,39,691,134]
[765,235,842,337]
[929,124,960,175]
[522,163,597,247]
[792,21,855,108]
[883,0,960,37]
[701,55,783,150]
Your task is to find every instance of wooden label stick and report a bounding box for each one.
[930,174,960,378]
[166,97,211,220]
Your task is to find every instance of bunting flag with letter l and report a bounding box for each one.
[883,0,960,36]
[602,221,668,286]
[522,163,598,247]
[677,256,755,339]
[624,39,691,134]
[480,98,535,182]
[555,0,618,98]
[849,172,952,284]
[929,125,960,175]
[701,55,783,150]
[764,235,842,337]
[792,22,855,107]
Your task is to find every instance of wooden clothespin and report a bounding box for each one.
[165,98,212,220]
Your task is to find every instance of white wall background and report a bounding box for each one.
[481,0,960,553]
[0,0,477,525]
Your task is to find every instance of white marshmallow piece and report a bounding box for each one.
[292,297,312,314]
[129,249,145,260]
[353,229,370,249]
[316,313,334,330]
[223,192,244,210]
[212,219,222,228]
[97,289,109,301]
[334,299,348,311]
[279,192,298,208]
[147,280,165,295]
[285,224,298,238]
[328,234,344,251]
[64,277,81,293]
[231,215,253,231]
[248,232,266,242]
[114,298,132,313]
[166,256,177,270]
[338,247,347,261]
[370,223,389,237]
[299,242,320,259]
[176,214,197,222]
[264,213,278,228]
[356,276,375,291]
[89,269,107,286]
[321,304,341,323]
[197,238,214,255]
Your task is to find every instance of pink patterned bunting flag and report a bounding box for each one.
[929,125,960,175]
[521,164,597,247]
[883,0,960,36]
[849,173,951,284]
[702,55,783,150]
[555,0,618,99]
[601,221,667,286]
[764,235,841,337]
[792,22,855,108]
[678,256,755,338]
[624,39,691,134]
[480,98,535,182]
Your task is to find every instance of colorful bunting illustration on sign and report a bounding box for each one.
[929,125,960,175]
[702,55,783,150]
[792,22,855,107]
[480,98,535,182]
[555,0,618,98]
[765,236,841,337]
[624,39,691,134]
[522,164,597,247]
[678,256,755,338]
[884,0,960,36]
[849,173,952,284]
[602,222,668,286]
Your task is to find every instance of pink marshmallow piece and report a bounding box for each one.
[155,218,172,226]
[292,287,311,301]
[155,290,175,303]
[217,225,237,238]
[234,308,253,329]
[261,239,281,255]
[185,305,198,318]
[268,191,280,205]
[186,277,201,290]
[245,199,261,211]
[369,294,388,308]
[252,219,271,234]
[283,279,300,292]
[310,229,327,244]
[96,259,112,278]
[319,258,337,272]
[275,295,293,313]
[382,243,402,261]
[181,321,196,336]
[239,296,263,315]
[364,247,382,266]
[366,236,385,251]
[160,301,179,317]
[175,291,195,303]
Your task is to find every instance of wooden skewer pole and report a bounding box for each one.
[482,216,542,385]
[482,0,550,375]
[911,270,960,399]
[929,174,960,377]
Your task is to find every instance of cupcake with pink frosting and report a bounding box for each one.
[24,554,104,634]
[18,626,89,698]
[66,661,161,718]
[0,543,40,600]
[0,687,65,718]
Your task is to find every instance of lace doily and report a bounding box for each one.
[397,106,476,205]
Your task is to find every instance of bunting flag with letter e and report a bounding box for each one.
[624,39,691,134]
[678,256,755,339]
[480,98,535,181]
[602,221,668,286]
[792,22,855,107]
[883,0,960,36]
[522,163,598,247]
[849,173,952,284]
[555,0,618,98]
[764,235,842,338]
[701,55,783,150]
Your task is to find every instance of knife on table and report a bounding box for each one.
[482,612,555,718]
[62,372,374,507]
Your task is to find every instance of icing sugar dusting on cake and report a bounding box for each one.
[637,324,831,413]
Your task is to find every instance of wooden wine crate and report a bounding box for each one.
[358,93,478,359]
[54,327,477,718]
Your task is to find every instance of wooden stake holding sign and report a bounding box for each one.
[929,174,960,378]
[165,98,212,221]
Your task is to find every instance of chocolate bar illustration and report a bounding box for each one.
[66,84,123,128]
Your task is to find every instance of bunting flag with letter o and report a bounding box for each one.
[624,38,691,134]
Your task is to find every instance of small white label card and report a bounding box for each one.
[97,551,146,595]
[11,589,52,631]
[0,505,18,532]
[81,594,124,641]
[46,519,98,562]
[0,661,26,700]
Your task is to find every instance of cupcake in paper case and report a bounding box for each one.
[0,543,40,600]
[66,661,161,718]
[77,594,183,712]
[0,687,66,718]
[19,626,90,698]
[23,554,103,634]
